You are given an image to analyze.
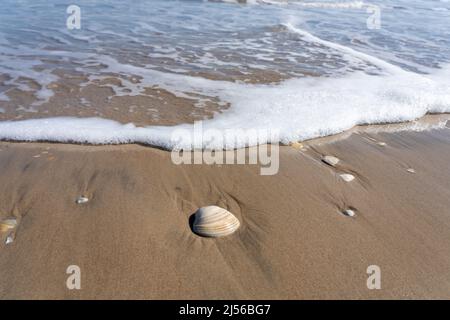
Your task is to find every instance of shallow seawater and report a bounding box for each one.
[0,0,449,148]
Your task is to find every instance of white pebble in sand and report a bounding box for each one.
[76,196,89,204]
[377,142,387,146]
[407,168,416,174]
[5,236,14,245]
[342,209,356,217]
[339,174,355,182]
[322,155,340,167]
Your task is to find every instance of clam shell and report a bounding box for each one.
[193,206,240,238]
[322,155,340,167]
[5,235,14,245]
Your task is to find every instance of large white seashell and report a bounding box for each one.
[193,206,240,238]
[322,155,340,167]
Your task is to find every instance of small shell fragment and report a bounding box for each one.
[339,174,355,182]
[76,196,89,204]
[290,142,305,150]
[0,218,17,233]
[377,142,387,146]
[342,209,356,217]
[192,206,240,238]
[406,168,416,174]
[5,236,14,245]
[322,155,340,167]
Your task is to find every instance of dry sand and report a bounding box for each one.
[1,120,450,299]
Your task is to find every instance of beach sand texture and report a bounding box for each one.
[1,123,450,299]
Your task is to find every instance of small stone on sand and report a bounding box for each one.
[407,168,416,174]
[377,142,387,146]
[342,209,356,217]
[339,174,355,182]
[322,155,340,167]
[76,196,89,204]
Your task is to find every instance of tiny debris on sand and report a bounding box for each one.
[407,168,416,174]
[290,142,305,150]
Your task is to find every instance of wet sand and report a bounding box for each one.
[1,121,450,299]
[0,71,228,126]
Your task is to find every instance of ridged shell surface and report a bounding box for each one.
[193,206,240,238]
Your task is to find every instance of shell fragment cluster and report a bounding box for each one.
[192,206,240,238]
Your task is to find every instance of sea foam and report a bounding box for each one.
[0,18,449,149]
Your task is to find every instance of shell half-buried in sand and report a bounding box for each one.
[192,206,240,238]
[322,155,340,167]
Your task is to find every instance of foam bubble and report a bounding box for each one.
[0,60,449,149]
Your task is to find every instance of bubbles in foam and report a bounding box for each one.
[0,0,450,148]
